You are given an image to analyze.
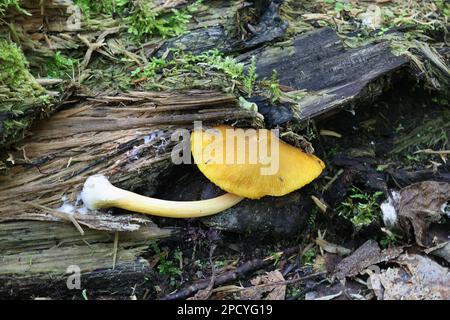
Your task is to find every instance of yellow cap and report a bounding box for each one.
[191,125,325,199]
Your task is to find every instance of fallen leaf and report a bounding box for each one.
[316,236,352,256]
[397,181,449,247]
[240,270,286,300]
[334,240,403,280]
[370,254,450,300]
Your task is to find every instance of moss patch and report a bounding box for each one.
[0,39,51,148]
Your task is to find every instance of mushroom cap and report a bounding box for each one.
[191,125,325,199]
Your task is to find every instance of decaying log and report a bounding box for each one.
[239,27,409,125]
[0,90,253,230]
[0,220,172,299]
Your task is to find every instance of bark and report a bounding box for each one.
[238,27,408,126]
[0,220,173,299]
[5,0,81,33]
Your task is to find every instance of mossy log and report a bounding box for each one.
[0,39,52,151]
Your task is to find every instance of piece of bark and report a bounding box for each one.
[239,27,408,125]
[333,240,403,280]
[0,220,174,299]
[5,0,81,33]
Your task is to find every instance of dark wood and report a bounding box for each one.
[239,27,408,124]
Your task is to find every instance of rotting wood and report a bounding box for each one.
[0,221,172,299]
[5,0,81,33]
[0,90,254,231]
[238,27,409,125]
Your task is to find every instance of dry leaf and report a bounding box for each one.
[241,270,286,300]
[334,240,403,280]
[370,254,450,300]
[398,181,449,247]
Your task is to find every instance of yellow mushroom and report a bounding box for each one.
[191,125,325,199]
[80,125,325,218]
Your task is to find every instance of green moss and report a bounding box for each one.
[243,56,257,98]
[150,242,183,286]
[0,40,29,86]
[45,52,78,79]
[78,57,133,94]
[338,187,384,227]
[260,70,282,103]
[0,39,51,148]
[379,230,403,249]
[131,57,168,80]
[73,0,202,43]
[436,0,450,16]
[74,0,129,18]
[130,49,257,94]
[0,0,29,17]
[127,0,202,41]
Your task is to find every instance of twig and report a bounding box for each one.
[322,168,344,192]
[36,78,64,86]
[161,246,300,300]
[415,149,450,155]
[15,201,84,235]
[222,271,327,293]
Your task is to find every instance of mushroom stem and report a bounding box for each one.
[81,175,244,218]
